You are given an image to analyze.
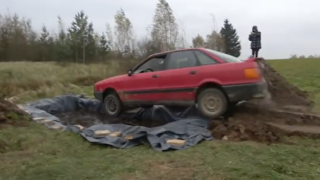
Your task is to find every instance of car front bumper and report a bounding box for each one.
[94,90,103,102]
[222,82,268,102]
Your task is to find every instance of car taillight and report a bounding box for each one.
[244,68,261,79]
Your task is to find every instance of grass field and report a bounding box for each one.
[1,58,320,180]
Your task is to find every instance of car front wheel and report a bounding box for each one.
[197,88,228,118]
[104,93,123,117]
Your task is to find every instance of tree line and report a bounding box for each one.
[0,0,241,63]
[290,54,320,59]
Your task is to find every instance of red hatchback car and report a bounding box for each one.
[94,48,267,118]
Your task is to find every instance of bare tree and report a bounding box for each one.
[151,0,179,51]
[206,31,225,52]
[106,23,114,50]
[136,36,162,58]
[205,14,225,52]
[113,9,136,58]
[176,20,188,49]
[192,34,206,48]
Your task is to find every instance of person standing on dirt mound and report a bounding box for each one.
[249,26,261,57]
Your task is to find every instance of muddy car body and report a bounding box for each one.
[94,48,267,118]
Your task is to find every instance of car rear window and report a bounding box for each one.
[205,49,242,63]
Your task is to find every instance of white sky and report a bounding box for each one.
[1,0,319,59]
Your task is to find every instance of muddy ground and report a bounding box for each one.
[1,60,320,145]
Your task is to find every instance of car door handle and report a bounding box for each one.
[152,74,159,78]
[189,71,197,74]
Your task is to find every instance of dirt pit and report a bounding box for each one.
[55,109,168,128]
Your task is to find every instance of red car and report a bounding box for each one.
[94,48,267,118]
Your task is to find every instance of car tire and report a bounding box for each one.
[197,88,228,118]
[104,93,123,117]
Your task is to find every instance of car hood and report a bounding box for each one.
[95,74,127,87]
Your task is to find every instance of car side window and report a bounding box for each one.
[134,57,164,74]
[165,51,198,70]
[194,50,217,65]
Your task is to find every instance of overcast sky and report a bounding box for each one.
[0,0,319,59]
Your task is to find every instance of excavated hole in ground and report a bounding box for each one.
[53,102,320,145]
[55,109,169,128]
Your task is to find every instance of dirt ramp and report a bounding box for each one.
[258,60,313,108]
[209,104,320,143]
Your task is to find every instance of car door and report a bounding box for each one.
[122,57,165,105]
[158,50,201,105]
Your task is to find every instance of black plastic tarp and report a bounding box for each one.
[20,94,213,151]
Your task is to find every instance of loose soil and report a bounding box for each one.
[209,104,320,144]
[259,60,314,108]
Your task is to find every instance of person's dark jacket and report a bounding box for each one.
[249,32,261,49]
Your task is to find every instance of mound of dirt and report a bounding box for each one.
[259,60,313,108]
[0,99,31,128]
[209,104,320,143]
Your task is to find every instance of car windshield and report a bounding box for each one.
[205,49,242,63]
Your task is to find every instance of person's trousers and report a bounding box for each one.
[252,48,260,57]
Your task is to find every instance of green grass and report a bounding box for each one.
[0,61,134,98]
[1,59,320,180]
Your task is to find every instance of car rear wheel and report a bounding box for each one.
[104,93,123,117]
[197,88,228,118]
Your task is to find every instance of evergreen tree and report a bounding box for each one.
[98,33,110,59]
[85,22,97,60]
[68,10,89,62]
[38,25,50,61]
[220,19,241,57]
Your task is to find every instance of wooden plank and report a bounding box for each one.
[166,139,186,146]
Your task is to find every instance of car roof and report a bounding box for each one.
[148,48,205,58]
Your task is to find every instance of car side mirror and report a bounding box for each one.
[127,69,133,76]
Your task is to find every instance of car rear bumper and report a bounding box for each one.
[94,90,103,102]
[222,82,268,102]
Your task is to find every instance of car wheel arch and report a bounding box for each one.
[103,87,118,100]
[196,82,230,102]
